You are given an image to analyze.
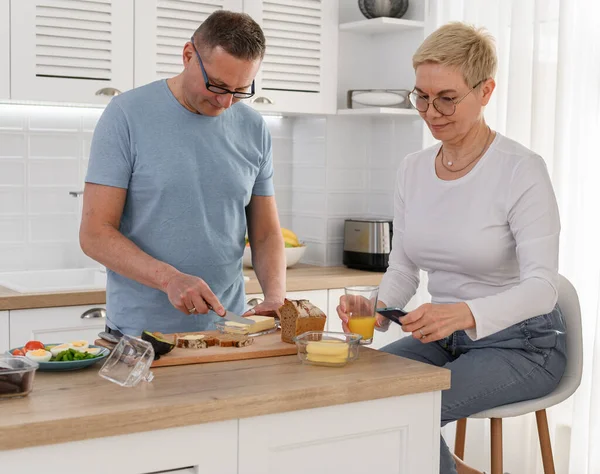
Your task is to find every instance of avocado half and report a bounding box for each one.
[141,331,176,360]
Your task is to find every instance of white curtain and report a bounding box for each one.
[426,0,600,472]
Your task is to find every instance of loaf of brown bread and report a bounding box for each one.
[277,299,327,344]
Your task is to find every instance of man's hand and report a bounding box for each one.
[242,298,284,318]
[400,302,476,343]
[164,272,225,316]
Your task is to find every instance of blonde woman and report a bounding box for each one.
[337,23,566,474]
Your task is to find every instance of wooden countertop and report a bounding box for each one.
[0,265,384,311]
[0,348,450,451]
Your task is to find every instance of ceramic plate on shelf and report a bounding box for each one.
[6,344,110,372]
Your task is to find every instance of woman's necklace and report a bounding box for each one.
[440,127,493,173]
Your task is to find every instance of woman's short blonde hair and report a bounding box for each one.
[413,22,497,88]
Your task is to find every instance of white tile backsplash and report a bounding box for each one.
[0,244,27,269]
[29,159,80,186]
[0,104,422,270]
[29,134,81,158]
[82,136,93,159]
[0,133,27,157]
[292,191,328,214]
[29,215,78,242]
[0,105,296,270]
[326,168,367,191]
[291,215,328,242]
[0,160,26,185]
[292,139,327,167]
[0,114,25,130]
[367,193,394,218]
[28,188,78,214]
[293,117,326,139]
[29,112,80,132]
[292,165,327,190]
[27,243,82,270]
[273,162,293,188]
[0,217,26,243]
[0,187,25,215]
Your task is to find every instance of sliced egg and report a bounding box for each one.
[26,349,52,363]
[85,347,101,355]
[50,343,72,357]
[70,340,89,352]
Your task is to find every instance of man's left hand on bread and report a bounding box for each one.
[399,302,476,343]
[242,298,284,318]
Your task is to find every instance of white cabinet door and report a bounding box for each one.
[239,393,441,474]
[134,0,243,87]
[327,288,403,350]
[0,420,238,474]
[10,0,134,104]
[287,288,328,313]
[0,0,9,100]
[10,304,106,348]
[243,0,338,115]
[0,311,9,353]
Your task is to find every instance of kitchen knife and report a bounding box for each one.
[223,310,255,326]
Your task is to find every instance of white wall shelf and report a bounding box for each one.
[337,107,419,116]
[339,17,424,35]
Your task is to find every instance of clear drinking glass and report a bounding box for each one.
[98,335,155,387]
[344,285,379,345]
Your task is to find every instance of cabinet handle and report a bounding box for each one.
[250,96,274,105]
[246,297,263,308]
[81,308,106,319]
[95,87,121,97]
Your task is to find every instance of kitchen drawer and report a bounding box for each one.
[9,304,106,348]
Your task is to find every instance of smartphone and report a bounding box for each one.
[376,307,408,326]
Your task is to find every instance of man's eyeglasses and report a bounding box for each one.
[408,80,484,116]
[190,38,255,99]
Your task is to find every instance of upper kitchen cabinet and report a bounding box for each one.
[244,0,338,115]
[10,0,134,104]
[134,0,243,87]
[0,0,9,100]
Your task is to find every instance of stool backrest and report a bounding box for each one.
[557,274,583,384]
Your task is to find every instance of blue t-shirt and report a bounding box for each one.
[86,80,274,335]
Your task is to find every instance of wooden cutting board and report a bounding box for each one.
[94,330,298,368]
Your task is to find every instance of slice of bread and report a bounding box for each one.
[216,334,254,347]
[176,334,207,349]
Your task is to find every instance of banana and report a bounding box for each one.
[281,228,299,247]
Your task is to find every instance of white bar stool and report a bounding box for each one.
[454,274,583,474]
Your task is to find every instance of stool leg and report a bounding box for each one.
[535,409,556,474]
[454,418,467,459]
[490,418,503,474]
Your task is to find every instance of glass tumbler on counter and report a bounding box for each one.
[344,285,379,345]
[98,335,155,388]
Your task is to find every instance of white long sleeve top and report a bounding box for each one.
[378,133,560,340]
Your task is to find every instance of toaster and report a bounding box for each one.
[343,218,393,272]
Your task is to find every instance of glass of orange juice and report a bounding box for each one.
[344,285,378,345]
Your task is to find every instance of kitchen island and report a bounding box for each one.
[0,346,450,474]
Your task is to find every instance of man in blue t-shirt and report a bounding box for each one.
[80,11,286,336]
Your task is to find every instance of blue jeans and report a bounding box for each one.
[381,306,567,474]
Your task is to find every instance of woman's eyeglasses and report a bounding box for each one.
[408,80,484,116]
